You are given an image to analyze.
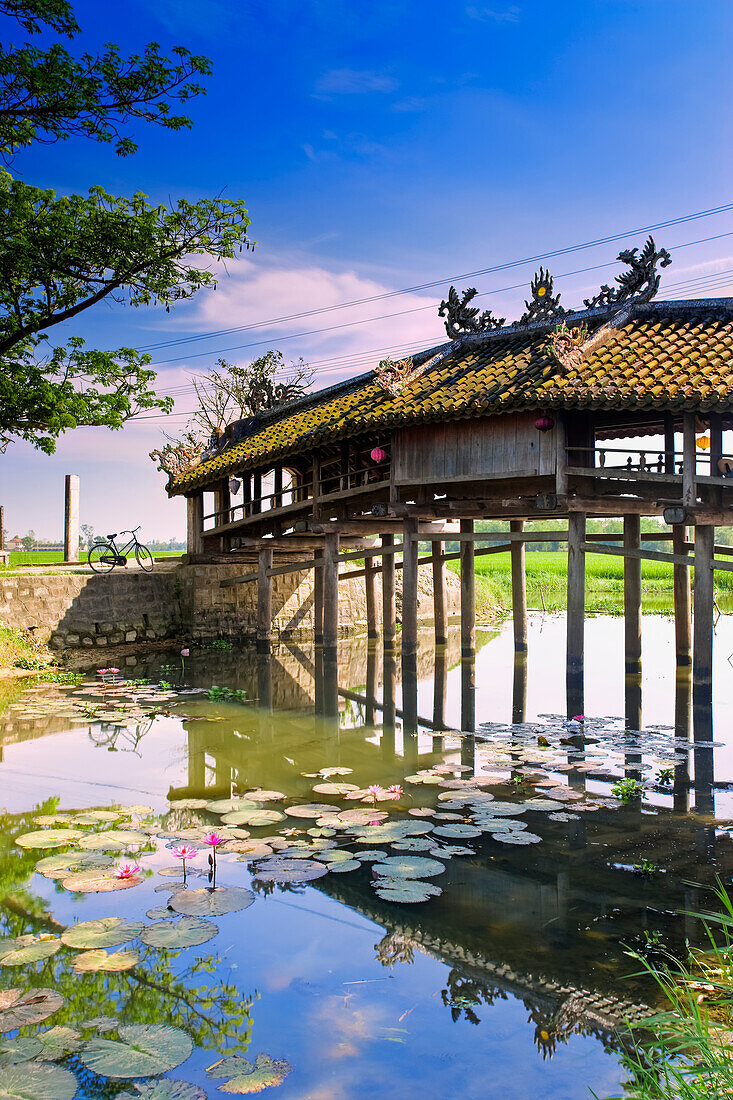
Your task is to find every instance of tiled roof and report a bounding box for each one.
[168,298,733,495]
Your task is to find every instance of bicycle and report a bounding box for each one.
[88,527,154,573]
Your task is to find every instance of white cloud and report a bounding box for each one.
[315,69,399,95]
[466,5,520,23]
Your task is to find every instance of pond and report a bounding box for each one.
[1,613,732,1099]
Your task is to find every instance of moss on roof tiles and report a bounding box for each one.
[169,300,733,494]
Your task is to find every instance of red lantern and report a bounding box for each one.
[371,446,387,463]
[535,414,555,433]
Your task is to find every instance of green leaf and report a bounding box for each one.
[79,1024,193,1079]
[372,856,446,879]
[72,948,139,972]
[432,824,481,839]
[0,990,63,1034]
[61,869,142,892]
[0,1062,77,1100]
[169,886,255,917]
[61,917,144,949]
[253,859,328,884]
[140,916,218,950]
[15,829,82,849]
[207,1053,292,1094]
[374,879,443,903]
[205,799,258,814]
[0,935,61,967]
[118,1081,207,1100]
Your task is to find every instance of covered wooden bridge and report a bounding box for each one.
[165,241,733,710]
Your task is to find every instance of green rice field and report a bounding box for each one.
[2,550,183,567]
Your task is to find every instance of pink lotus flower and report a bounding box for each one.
[181,648,190,657]
[97,669,109,676]
[115,862,140,879]
[108,667,120,674]
[203,832,225,848]
[387,784,403,798]
[171,845,198,861]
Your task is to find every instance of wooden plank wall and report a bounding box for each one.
[393,412,556,483]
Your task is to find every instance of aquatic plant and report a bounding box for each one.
[171,844,198,883]
[204,685,246,702]
[115,862,141,879]
[656,767,674,785]
[611,778,645,804]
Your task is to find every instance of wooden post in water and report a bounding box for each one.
[512,653,527,724]
[382,533,396,650]
[257,546,273,652]
[364,557,378,639]
[566,511,586,713]
[313,549,324,645]
[64,474,80,562]
[401,517,418,657]
[186,492,204,556]
[322,531,339,651]
[624,514,642,675]
[460,518,475,657]
[432,542,447,646]
[693,524,714,701]
[510,519,527,653]
[673,525,692,666]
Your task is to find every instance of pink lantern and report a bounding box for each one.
[371,446,387,463]
[535,414,555,433]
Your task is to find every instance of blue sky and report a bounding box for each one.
[3,0,733,540]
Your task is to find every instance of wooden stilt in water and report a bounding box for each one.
[322,531,339,651]
[673,668,691,814]
[257,546,273,653]
[693,524,714,703]
[512,653,527,724]
[401,518,418,657]
[566,511,586,715]
[364,557,378,639]
[460,518,475,658]
[433,647,447,751]
[673,525,691,666]
[510,519,527,653]
[365,644,377,726]
[382,533,396,650]
[432,542,447,646]
[624,514,642,675]
[313,549,324,645]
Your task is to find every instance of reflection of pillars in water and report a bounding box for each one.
[365,643,378,728]
[313,646,324,716]
[461,655,475,772]
[693,698,715,821]
[566,511,586,717]
[674,668,691,813]
[322,649,339,721]
[512,653,527,725]
[382,650,396,760]
[624,675,643,782]
[257,653,273,712]
[402,653,418,768]
[188,725,206,790]
[432,646,447,753]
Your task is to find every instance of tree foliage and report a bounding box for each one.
[0,0,252,452]
[190,351,313,437]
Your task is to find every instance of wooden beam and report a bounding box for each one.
[339,541,512,581]
[402,517,418,657]
[581,543,693,567]
[186,493,204,556]
[510,519,527,653]
[556,413,568,497]
[322,531,339,650]
[567,512,586,697]
[382,533,396,650]
[460,518,475,657]
[394,469,537,487]
[673,525,691,666]
[364,557,378,639]
[693,524,714,697]
[257,546,273,652]
[624,514,642,675]
[432,541,447,646]
[683,412,696,506]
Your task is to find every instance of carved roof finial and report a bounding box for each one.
[438,286,505,339]
[516,267,565,326]
[584,236,672,310]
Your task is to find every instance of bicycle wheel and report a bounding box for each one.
[88,542,116,573]
[135,543,154,572]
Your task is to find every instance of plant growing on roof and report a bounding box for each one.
[189,351,313,437]
[438,286,505,339]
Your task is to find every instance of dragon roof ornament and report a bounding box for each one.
[438,286,505,339]
[583,236,672,310]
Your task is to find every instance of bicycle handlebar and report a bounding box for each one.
[119,526,141,535]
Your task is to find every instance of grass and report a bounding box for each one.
[447,550,733,617]
[1,549,183,568]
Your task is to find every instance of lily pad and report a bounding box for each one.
[33,1027,83,1060]
[61,869,142,892]
[373,856,445,879]
[374,879,442,903]
[0,1037,43,1065]
[353,849,387,862]
[230,842,273,859]
[205,799,258,814]
[169,886,255,917]
[408,807,435,817]
[350,821,431,844]
[492,831,543,844]
[285,803,338,818]
[73,949,140,972]
[222,810,284,827]
[79,1024,193,1079]
[82,1016,118,1033]
[312,783,360,796]
[0,934,61,967]
[391,837,435,852]
[0,990,63,1033]
[244,790,286,802]
[318,849,356,863]
[168,798,209,810]
[326,859,360,873]
[119,1082,207,1100]
[254,858,328,883]
[72,810,121,824]
[34,851,115,880]
[207,1053,292,1094]
[15,829,82,849]
[76,828,149,850]
[141,916,218,949]
[429,845,474,857]
[62,917,144,949]
[0,1062,77,1100]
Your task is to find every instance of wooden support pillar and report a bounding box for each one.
[364,557,378,639]
[186,492,204,556]
[512,654,527,725]
[623,514,642,675]
[274,466,283,510]
[401,518,418,657]
[555,414,568,497]
[709,412,723,507]
[64,473,80,562]
[510,519,527,653]
[242,475,251,518]
[566,511,586,713]
[433,647,447,741]
[313,550,324,645]
[664,413,676,475]
[257,546,273,653]
[252,472,262,514]
[382,533,396,650]
[312,455,321,520]
[682,412,696,506]
[432,541,447,646]
[673,525,692,666]
[460,518,475,658]
[322,531,339,650]
[693,524,714,701]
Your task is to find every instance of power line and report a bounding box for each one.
[135,202,733,353]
